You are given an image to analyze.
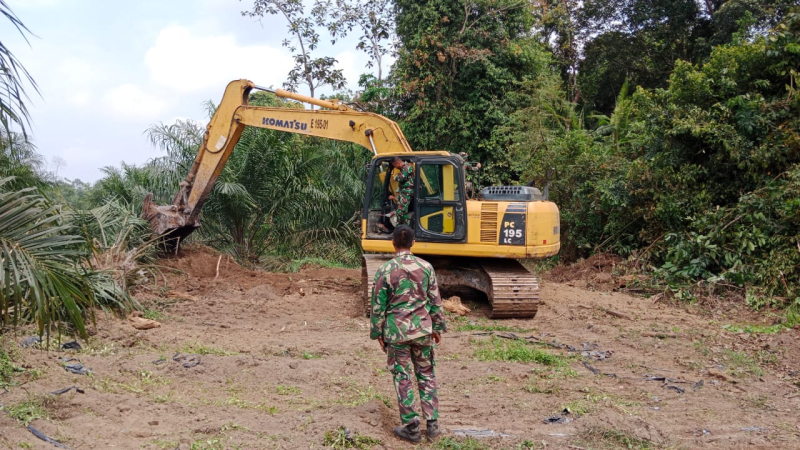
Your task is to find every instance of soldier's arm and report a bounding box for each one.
[427,269,447,333]
[370,270,390,340]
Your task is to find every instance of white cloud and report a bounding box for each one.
[145,25,294,93]
[334,50,359,88]
[55,58,102,85]
[67,91,91,107]
[103,84,170,118]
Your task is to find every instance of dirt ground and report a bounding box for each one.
[1,246,798,449]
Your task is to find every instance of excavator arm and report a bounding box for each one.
[143,79,412,242]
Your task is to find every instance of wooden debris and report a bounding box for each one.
[643,332,678,339]
[129,316,161,330]
[452,429,511,438]
[707,369,734,383]
[443,296,471,316]
[599,307,632,320]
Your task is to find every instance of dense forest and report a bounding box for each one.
[2,0,799,336]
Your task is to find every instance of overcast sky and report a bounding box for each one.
[4,0,384,182]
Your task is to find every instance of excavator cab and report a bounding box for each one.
[363,153,466,242]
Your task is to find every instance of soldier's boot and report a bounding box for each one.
[426,420,441,440]
[393,421,422,443]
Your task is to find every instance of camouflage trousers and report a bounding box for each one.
[396,191,412,225]
[387,335,439,425]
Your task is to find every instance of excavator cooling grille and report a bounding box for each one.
[480,203,499,243]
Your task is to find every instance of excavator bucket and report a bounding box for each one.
[142,193,199,247]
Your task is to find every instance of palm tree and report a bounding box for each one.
[591,80,633,152]
[0,178,99,338]
[0,0,40,138]
[0,128,47,188]
[140,109,366,267]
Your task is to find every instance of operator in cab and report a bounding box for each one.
[389,156,414,225]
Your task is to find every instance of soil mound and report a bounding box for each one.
[546,253,624,291]
[165,244,254,279]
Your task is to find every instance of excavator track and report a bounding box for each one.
[361,255,540,319]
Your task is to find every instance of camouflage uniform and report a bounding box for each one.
[370,252,446,425]
[393,163,414,225]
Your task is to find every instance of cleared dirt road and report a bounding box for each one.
[1,247,798,449]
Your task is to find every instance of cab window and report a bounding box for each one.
[417,163,459,235]
[368,160,392,209]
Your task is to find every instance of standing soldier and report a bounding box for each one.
[388,156,414,225]
[370,225,447,443]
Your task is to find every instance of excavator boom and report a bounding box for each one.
[143,79,411,242]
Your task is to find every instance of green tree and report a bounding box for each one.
[577,0,710,114]
[322,0,395,82]
[535,0,582,103]
[0,0,39,138]
[0,129,47,188]
[392,0,553,183]
[590,80,634,151]
[576,0,800,115]
[243,0,347,98]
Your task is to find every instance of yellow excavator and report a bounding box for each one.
[143,79,560,318]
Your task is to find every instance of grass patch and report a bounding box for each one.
[151,440,179,450]
[154,391,175,403]
[757,349,779,365]
[142,309,165,321]
[722,323,786,334]
[531,365,579,379]
[723,350,764,378]
[561,400,590,416]
[573,427,656,449]
[276,384,301,395]
[0,347,23,388]
[178,342,239,356]
[484,374,506,383]
[451,316,535,333]
[91,371,172,397]
[472,337,567,366]
[5,396,51,425]
[302,351,321,359]
[323,426,381,449]
[189,439,229,450]
[333,378,392,408]
[210,393,278,414]
[578,387,642,415]
[431,437,491,450]
[84,343,117,357]
[510,442,541,450]
[745,394,771,410]
[524,380,561,394]
[287,257,356,273]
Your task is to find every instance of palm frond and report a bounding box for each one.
[0,177,93,338]
[0,0,40,138]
